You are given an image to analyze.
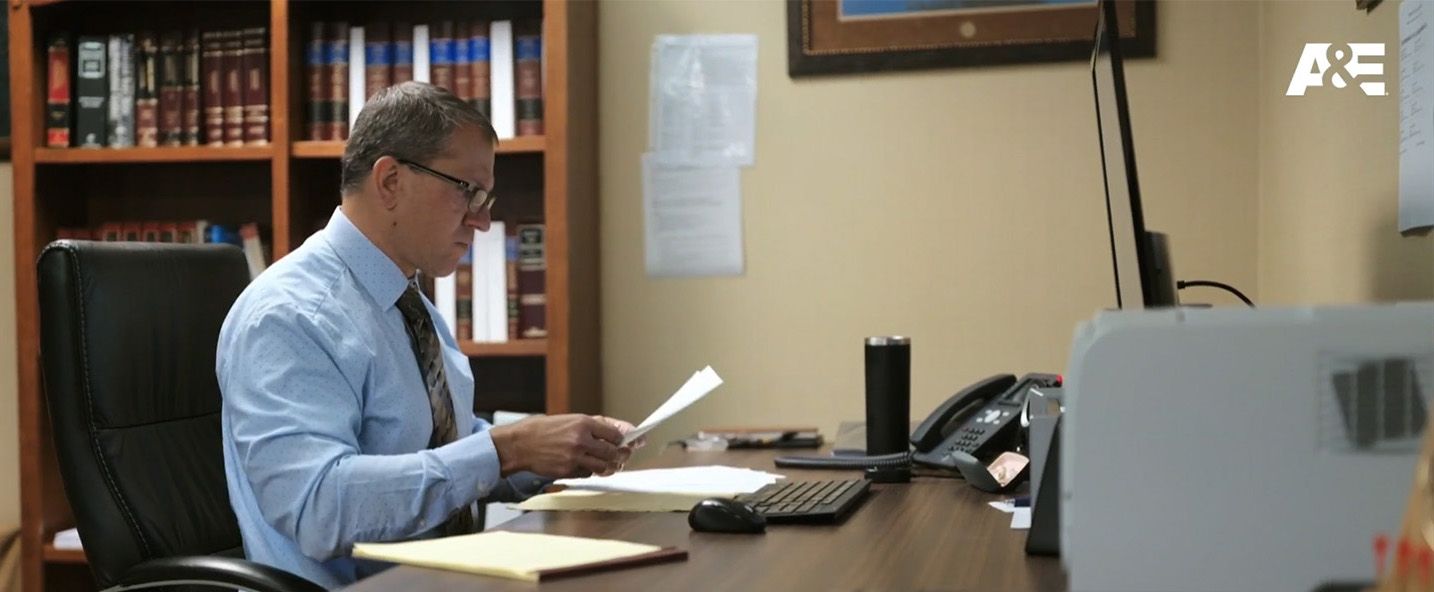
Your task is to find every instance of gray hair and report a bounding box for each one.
[340,81,498,194]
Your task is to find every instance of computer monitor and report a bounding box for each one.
[1091,0,1177,309]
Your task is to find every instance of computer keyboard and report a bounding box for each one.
[735,479,871,524]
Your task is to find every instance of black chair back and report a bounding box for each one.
[38,240,251,589]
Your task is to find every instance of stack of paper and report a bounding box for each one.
[555,465,781,496]
[622,366,723,446]
[515,489,714,513]
[52,527,82,550]
[353,531,685,583]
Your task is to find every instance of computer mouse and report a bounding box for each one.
[688,498,766,534]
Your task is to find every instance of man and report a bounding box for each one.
[217,82,637,588]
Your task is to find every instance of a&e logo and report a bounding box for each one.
[1286,42,1386,97]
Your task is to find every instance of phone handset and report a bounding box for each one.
[909,374,1017,452]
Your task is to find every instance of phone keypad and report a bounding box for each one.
[956,428,984,451]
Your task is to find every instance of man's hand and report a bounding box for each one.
[594,416,646,450]
[489,414,628,478]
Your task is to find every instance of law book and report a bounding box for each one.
[222,29,245,146]
[106,34,135,148]
[136,32,159,147]
[352,531,687,583]
[514,21,542,136]
[240,223,267,279]
[391,23,413,84]
[98,222,121,241]
[456,245,474,341]
[327,21,349,140]
[201,31,225,145]
[505,230,519,339]
[181,30,201,145]
[452,21,473,102]
[412,24,430,83]
[364,22,391,100]
[482,221,507,342]
[429,20,454,93]
[75,36,108,148]
[305,22,326,141]
[45,33,72,147]
[242,27,269,145]
[122,222,142,242]
[158,222,177,243]
[516,223,546,339]
[488,21,515,139]
[467,21,491,119]
[157,31,183,146]
[436,268,458,341]
[141,221,160,242]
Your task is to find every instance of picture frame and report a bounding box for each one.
[787,0,1155,77]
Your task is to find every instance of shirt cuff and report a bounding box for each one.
[431,429,503,501]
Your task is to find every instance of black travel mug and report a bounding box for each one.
[864,336,911,456]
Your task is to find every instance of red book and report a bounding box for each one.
[391,23,413,84]
[516,224,547,338]
[514,21,542,136]
[223,29,245,146]
[327,22,349,140]
[430,20,454,94]
[45,34,72,147]
[182,30,201,145]
[158,32,184,146]
[201,31,225,145]
[468,21,491,119]
[364,22,392,100]
[306,22,327,141]
[242,27,269,144]
[141,222,161,242]
[136,32,160,147]
[99,222,122,242]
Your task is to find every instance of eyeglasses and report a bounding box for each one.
[397,158,497,215]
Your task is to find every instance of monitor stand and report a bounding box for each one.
[1145,231,1179,307]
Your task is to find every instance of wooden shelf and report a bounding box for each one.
[34,146,274,164]
[291,135,545,159]
[41,544,86,564]
[460,339,548,357]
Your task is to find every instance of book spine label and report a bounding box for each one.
[327,22,350,140]
[202,32,224,145]
[364,22,392,100]
[392,23,413,84]
[158,32,183,146]
[182,30,201,145]
[515,24,542,137]
[242,27,269,144]
[223,30,245,146]
[75,36,109,148]
[107,34,135,147]
[306,22,326,141]
[136,32,159,147]
[46,35,72,147]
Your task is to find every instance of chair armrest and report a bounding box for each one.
[116,555,326,592]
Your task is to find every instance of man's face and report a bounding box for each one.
[395,125,496,278]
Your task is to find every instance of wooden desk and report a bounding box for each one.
[341,447,1066,591]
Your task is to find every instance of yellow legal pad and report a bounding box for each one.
[351,531,687,582]
[515,489,718,512]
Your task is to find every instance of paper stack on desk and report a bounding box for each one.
[352,531,686,582]
[555,465,781,496]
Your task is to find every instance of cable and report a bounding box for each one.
[1176,279,1254,307]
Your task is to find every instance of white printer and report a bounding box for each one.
[1061,303,1432,592]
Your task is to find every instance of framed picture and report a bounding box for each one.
[787,0,1155,77]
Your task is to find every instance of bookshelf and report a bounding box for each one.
[9,1,598,590]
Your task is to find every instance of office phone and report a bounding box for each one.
[774,373,1061,473]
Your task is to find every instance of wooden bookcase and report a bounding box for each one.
[8,1,598,590]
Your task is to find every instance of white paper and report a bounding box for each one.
[643,155,744,277]
[649,34,757,167]
[1010,507,1032,530]
[53,527,82,550]
[1401,0,1434,232]
[349,26,365,130]
[987,500,1017,514]
[621,365,722,445]
[555,465,781,496]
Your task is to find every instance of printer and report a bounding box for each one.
[1061,303,1432,592]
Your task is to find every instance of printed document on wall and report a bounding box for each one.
[1401,0,1434,233]
[643,154,744,277]
[649,34,757,167]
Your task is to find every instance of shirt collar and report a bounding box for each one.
[324,207,411,310]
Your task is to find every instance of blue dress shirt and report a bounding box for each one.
[218,208,507,588]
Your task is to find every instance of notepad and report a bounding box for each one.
[351,531,686,582]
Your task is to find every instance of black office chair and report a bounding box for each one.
[37,241,323,592]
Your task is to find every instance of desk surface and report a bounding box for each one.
[341,447,1066,591]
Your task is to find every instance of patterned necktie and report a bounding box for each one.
[395,283,475,536]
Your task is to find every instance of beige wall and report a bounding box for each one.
[598,0,1260,452]
[1258,1,1434,303]
[0,163,16,530]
